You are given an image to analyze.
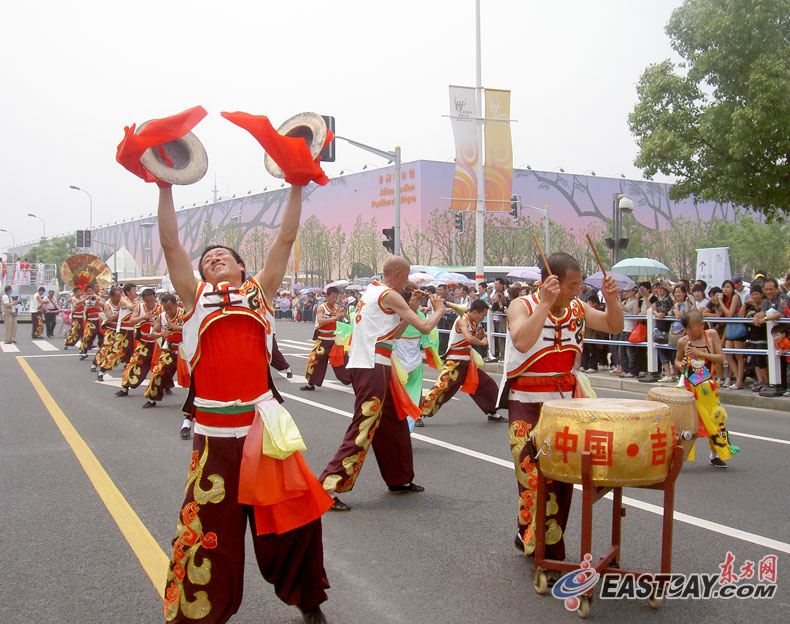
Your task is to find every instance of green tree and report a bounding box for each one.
[628,0,790,218]
[24,236,77,268]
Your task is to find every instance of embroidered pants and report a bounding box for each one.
[31,311,44,337]
[304,338,351,387]
[94,328,115,367]
[508,399,573,561]
[146,349,178,401]
[64,317,83,346]
[319,364,414,494]
[121,340,156,389]
[420,359,498,417]
[164,435,329,623]
[80,319,102,352]
[101,328,135,372]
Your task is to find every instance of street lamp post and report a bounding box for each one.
[27,213,46,239]
[335,136,401,256]
[0,228,15,262]
[611,193,634,264]
[69,185,93,244]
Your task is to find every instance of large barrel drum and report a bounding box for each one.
[646,387,697,460]
[533,398,676,487]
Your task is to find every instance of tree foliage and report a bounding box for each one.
[628,0,790,218]
[24,236,77,268]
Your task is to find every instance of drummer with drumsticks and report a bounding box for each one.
[500,252,623,570]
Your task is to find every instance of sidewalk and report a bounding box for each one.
[481,361,790,412]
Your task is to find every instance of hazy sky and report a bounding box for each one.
[0,0,684,251]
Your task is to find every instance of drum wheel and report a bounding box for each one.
[532,570,548,594]
[648,587,663,609]
[577,596,592,618]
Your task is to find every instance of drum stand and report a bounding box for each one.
[532,446,685,618]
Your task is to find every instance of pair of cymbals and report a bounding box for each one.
[139,113,327,185]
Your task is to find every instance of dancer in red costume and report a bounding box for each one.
[120,106,335,624]
[63,287,85,349]
[117,288,162,397]
[143,293,189,410]
[301,286,351,391]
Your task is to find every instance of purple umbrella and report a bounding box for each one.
[507,268,541,282]
[583,271,636,291]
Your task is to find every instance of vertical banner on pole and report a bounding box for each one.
[483,88,512,211]
[448,85,479,211]
[695,247,731,286]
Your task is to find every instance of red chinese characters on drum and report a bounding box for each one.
[535,399,676,487]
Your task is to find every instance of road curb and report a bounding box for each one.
[480,361,790,412]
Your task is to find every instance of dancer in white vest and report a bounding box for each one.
[319,256,445,511]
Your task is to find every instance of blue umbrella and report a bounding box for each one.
[435,271,475,284]
[584,271,636,291]
[610,257,670,276]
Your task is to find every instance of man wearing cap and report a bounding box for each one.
[732,277,750,302]
[319,257,445,511]
[500,252,622,565]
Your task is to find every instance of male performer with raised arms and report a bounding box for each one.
[420,298,502,423]
[301,286,351,391]
[502,252,622,566]
[320,256,445,511]
[143,293,187,411]
[157,183,331,624]
[116,288,161,397]
[97,283,138,381]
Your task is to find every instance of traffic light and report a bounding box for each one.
[320,115,336,162]
[510,194,520,220]
[76,230,84,247]
[382,227,395,254]
[454,212,464,232]
[84,230,92,248]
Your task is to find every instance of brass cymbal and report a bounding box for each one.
[60,253,113,289]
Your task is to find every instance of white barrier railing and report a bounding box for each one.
[433,308,790,395]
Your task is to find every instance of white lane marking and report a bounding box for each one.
[15,353,81,358]
[277,339,313,351]
[281,391,790,554]
[33,340,59,351]
[728,431,790,445]
[1,342,20,352]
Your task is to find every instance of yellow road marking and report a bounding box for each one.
[17,356,169,598]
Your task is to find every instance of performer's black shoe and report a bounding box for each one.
[164,387,172,395]
[300,384,315,391]
[487,413,504,422]
[79,353,88,360]
[179,426,191,440]
[64,346,69,350]
[414,418,424,427]
[286,370,293,378]
[115,389,129,397]
[299,606,328,624]
[710,457,728,468]
[329,496,351,511]
[142,400,156,409]
[387,482,424,494]
[514,534,525,553]
[90,365,97,372]
[96,373,104,381]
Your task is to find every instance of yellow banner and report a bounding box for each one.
[449,85,478,211]
[484,89,513,211]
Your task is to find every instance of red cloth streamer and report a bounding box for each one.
[328,343,345,368]
[116,105,207,185]
[389,370,422,421]
[460,357,479,394]
[149,343,162,372]
[239,412,333,535]
[176,354,191,389]
[424,347,441,370]
[220,111,332,187]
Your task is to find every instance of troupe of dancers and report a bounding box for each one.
[99,106,737,623]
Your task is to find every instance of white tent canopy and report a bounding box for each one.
[104,246,140,279]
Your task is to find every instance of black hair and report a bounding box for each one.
[722,279,734,290]
[470,299,489,313]
[326,287,339,296]
[141,288,156,298]
[109,287,121,297]
[4,285,11,293]
[750,283,764,296]
[38,286,45,293]
[507,286,521,300]
[478,281,487,288]
[695,280,708,290]
[639,281,651,290]
[764,277,779,289]
[691,284,705,294]
[460,285,469,294]
[425,285,436,294]
[708,286,723,296]
[123,283,136,295]
[542,252,581,282]
[198,245,246,281]
[680,310,703,328]
[161,293,177,305]
[72,287,83,293]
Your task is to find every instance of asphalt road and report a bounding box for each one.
[1,321,788,623]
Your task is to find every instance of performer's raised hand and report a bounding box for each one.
[600,274,620,302]
[540,275,561,307]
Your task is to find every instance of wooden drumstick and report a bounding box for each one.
[533,234,552,276]
[586,233,607,278]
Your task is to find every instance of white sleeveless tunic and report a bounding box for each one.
[347,281,401,369]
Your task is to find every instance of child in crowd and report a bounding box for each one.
[771,324,790,397]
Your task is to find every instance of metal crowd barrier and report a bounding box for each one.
[432,308,789,392]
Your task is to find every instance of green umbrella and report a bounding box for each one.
[610,257,670,276]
